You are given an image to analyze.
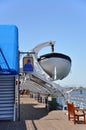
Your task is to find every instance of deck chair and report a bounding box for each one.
[67,102,86,124]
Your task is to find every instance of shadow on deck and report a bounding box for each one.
[20,103,48,120]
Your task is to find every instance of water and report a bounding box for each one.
[67,91,86,108]
[57,90,86,109]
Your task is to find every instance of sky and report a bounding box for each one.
[0,0,86,87]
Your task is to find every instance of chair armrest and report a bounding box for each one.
[74,107,80,111]
[79,108,86,113]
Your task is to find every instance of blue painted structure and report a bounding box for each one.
[0,25,19,75]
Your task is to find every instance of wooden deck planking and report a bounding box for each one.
[0,95,86,130]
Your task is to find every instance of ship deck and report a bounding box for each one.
[0,95,86,130]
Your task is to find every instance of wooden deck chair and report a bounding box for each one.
[67,102,86,124]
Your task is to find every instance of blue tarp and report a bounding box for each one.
[0,25,19,75]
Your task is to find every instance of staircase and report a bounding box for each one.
[0,75,16,121]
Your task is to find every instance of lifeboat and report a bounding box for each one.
[38,53,71,80]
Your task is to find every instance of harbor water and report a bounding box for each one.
[57,89,86,109]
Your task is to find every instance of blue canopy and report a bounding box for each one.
[0,25,19,75]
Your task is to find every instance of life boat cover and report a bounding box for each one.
[0,25,19,75]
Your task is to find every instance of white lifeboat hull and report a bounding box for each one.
[38,53,71,80]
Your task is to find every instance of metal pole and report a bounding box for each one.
[19,51,35,55]
[17,50,20,121]
[17,50,35,121]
